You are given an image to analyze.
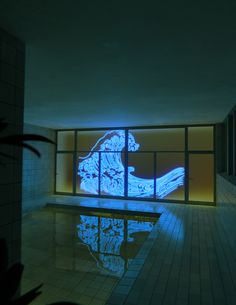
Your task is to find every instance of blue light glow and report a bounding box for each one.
[100,217,124,254]
[78,130,184,198]
[77,215,98,251]
[77,214,155,276]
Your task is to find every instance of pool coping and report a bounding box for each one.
[46,203,161,218]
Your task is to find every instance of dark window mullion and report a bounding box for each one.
[54,130,59,193]
[185,127,189,203]
[124,129,128,197]
[98,151,101,195]
[213,125,216,205]
[227,114,233,175]
[233,112,236,176]
[73,130,77,195]
[154,152,157,200]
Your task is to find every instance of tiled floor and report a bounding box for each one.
[107,203,236,305]
[22,195,236,305]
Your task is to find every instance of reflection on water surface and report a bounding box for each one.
[22,206,158,305]
[76,212,156,277]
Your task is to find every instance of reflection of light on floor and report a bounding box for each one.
[157,206,184,241]
[77,213,157,277]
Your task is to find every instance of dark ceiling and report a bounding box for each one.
[0,0,236,128]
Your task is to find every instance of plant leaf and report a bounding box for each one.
[0,134,55,158]
[0,263,24,301]
[11,283,43,305]
[0,141,41,158]
[48,302,80,305]
[0,134,55,145]
[21,143,41,157]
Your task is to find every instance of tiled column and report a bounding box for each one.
[0,28,25,265]
[22,123,55,213]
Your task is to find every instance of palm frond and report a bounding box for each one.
[21,143,41,157]
[1,263,24,301]
[0,134,55,145]
[0,133,55,160]
[11,284,43,305]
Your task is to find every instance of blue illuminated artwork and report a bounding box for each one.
[78,130,184,198]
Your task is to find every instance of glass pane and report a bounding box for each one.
[189,154,214,202]
[57,131,75,151]
[128,128,185,151]
[77,152,99,195]
[188,126,213,151]
[77,129,125,152]
[56,153,73,192]
[100,152,125,196]
[156,153,185,200]
[128,153,154,198]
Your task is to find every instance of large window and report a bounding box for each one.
[56,125,215,204]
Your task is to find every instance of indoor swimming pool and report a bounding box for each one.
[21,206,159,305]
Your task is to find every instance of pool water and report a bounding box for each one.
[21,206,158,305]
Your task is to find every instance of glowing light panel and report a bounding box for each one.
[78,130,184,198]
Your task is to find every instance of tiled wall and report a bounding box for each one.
[216,174,236,208]
[0,28,25,264]
[22,124,55,213]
